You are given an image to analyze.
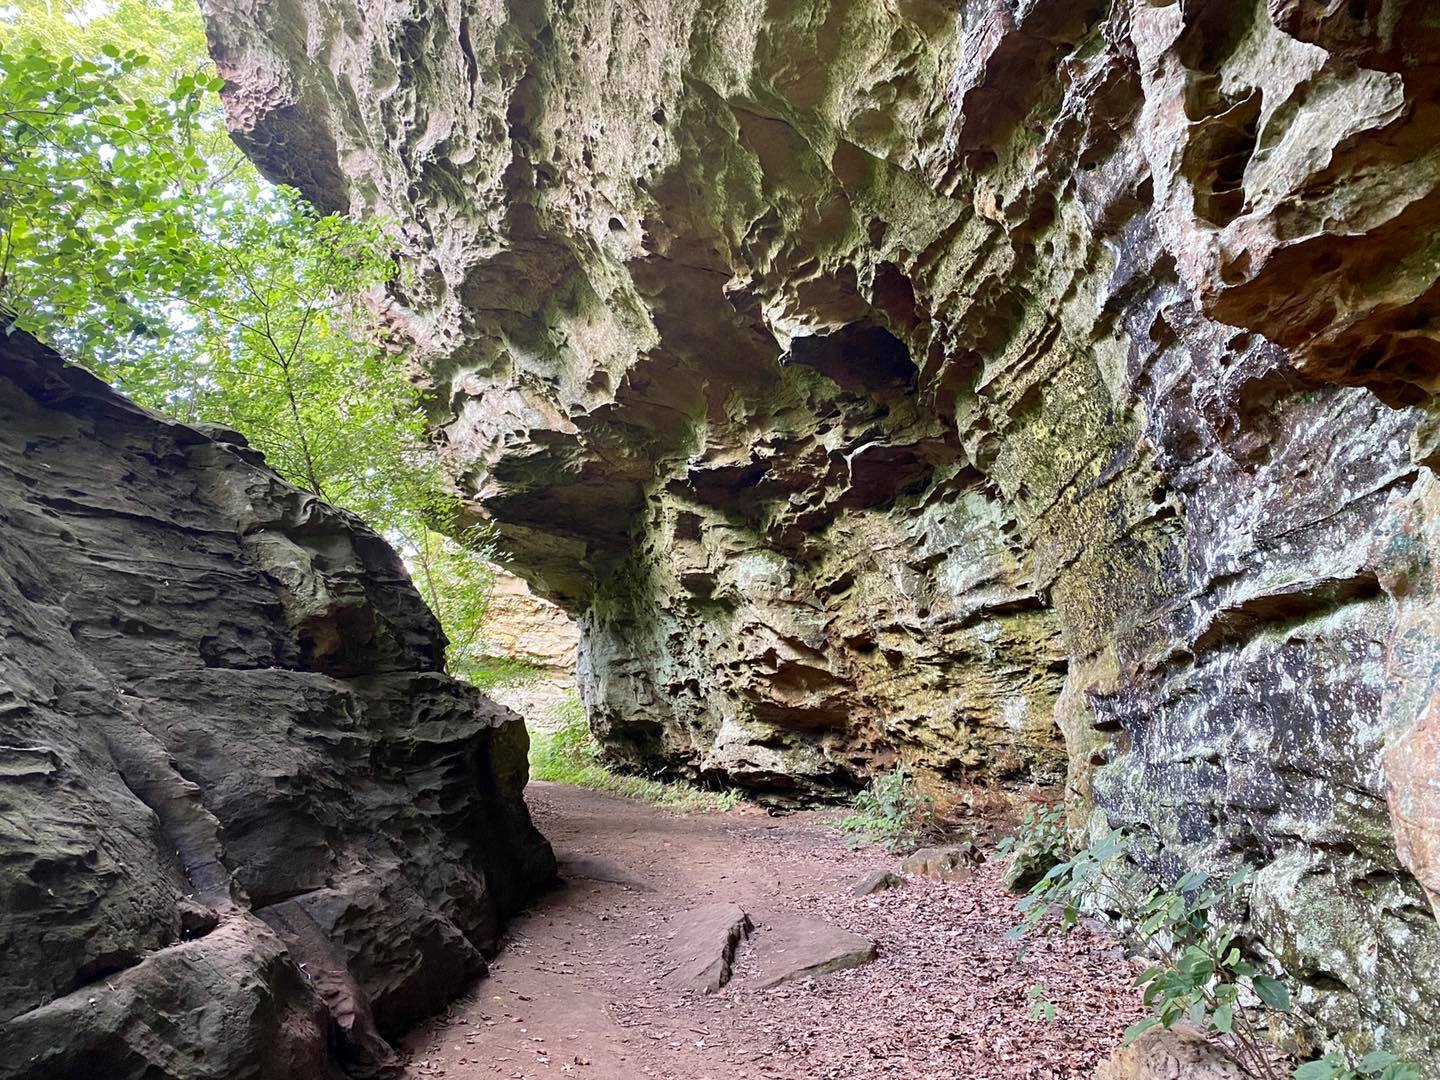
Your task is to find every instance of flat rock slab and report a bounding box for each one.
[747,914,877,989]
[664,902,751,994]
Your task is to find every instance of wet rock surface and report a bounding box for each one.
[0,330,555,1079]
[207,0,1440,1063]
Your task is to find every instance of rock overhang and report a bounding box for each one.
[204,0,1440,1062]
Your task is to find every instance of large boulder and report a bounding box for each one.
[204,0,1440,1064]
[0,328,556,1079]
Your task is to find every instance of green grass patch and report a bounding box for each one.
[528,694,740,814]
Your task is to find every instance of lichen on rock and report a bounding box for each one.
[204,0,1440,1063]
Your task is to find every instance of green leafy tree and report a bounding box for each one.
[0,14,497,674]
[407,526,501,680]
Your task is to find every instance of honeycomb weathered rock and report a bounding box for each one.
[0,328,556,1079]
[204,0,1440,1062]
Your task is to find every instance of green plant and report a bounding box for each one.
[1026,983,1057,1022]
[528,694,740,814]
[403,525,503,679]
[1013,832,1286,1077]
[1294,1052,1421,1080]
[837,765,933,851]
[1006,827,1422,1080]
[996,803,1067,891]
[0,28,434,524]
[996,804,1067,860]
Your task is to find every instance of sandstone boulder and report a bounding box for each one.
[664,902,752,994]
[901,844,983,883]
[1093,1025,1246,1080]
[851,870,905,897]
[746,914,878,989]
[0,329,556,1079]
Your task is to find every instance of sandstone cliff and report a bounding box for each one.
[0,327,555,1079]
[482,565,579,672]
[204,0,1440,1063]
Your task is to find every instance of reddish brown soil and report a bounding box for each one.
[403,782,1145,1080]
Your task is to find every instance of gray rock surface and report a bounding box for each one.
[205,0,1440,1064]
[664,902,751,994]
[745,913,878,989]
[850,870,904,898]
[0,329,556,1079]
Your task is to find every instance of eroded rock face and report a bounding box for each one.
[0,329,555,1079]
[206,0,1440,1062]
[483,565,579,672]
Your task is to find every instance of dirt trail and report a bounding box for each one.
[403,782,1144,1080]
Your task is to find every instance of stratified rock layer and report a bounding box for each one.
[206,0,1440,1064]
[482,565,579,672]
[0,328,555,1079]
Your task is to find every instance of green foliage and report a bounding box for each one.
[0,0,210,81]
[0,39,220,346]
[528,694,741,814]
[1294,1052,1422,1080]
[996,804,1066,860]
[0,32,426,518]
[1014,835,1284,1076]
[1005,823,1421,1080]
[996,803,1067,891]
[1026,983,1057,1022]
[404,526,502,679]
[0,14,496,666]
[462,654,547,693]
[837,765,933,851]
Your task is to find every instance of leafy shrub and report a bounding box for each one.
[837,765,933,851]
[528,694,740,814]
[995,803,1067,891]
[1005,823,1420,1080]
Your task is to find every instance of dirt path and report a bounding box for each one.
[403,783,1144,1080]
